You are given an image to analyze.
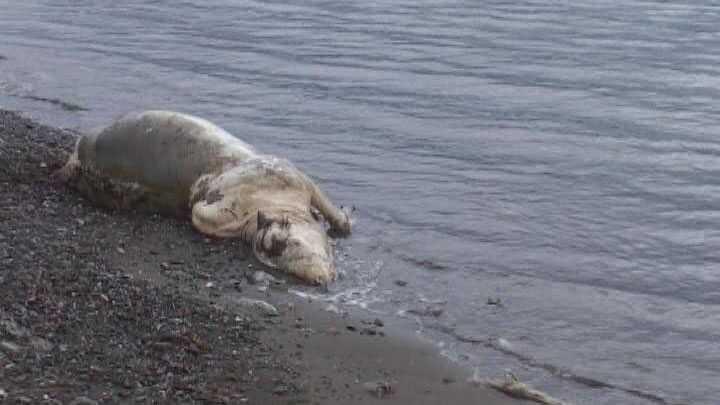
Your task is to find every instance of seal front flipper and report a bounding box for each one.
[191,198,248,239]
[301,173,352,237]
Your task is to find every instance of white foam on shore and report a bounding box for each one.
[289,257,386,311]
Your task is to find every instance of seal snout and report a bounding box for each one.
[253,211,335,284]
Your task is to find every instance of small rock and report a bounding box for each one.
[0,388,7,399]
[233,298,279,317]
[160,262,170,270]
[0,340,21,353]
[272,384,289,396]
[363,381,394,398]
[0,318,29,338]
[360,328,377,336]
[205,281,215,288]
[69,396,99,405]
[17,396,32,404]
[407,306,444,318]
[429,307,444,317]
[116,247,125,254]
[247,271,277,286]
[373,318,384,327]
[228,278,242,289]
[269,280,288,292]
[29,337,52,352]
[346,325,357,332]
[487,297,502,306]
[394,280,408,287]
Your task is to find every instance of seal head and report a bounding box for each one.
[253,211,336,285]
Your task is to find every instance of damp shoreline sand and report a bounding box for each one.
[0,109,529,404]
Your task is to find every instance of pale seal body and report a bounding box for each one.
[59,111,351,284]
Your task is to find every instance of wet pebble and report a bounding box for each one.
[360,328,377,336]
[69,396,99,405]
[394,280,408,287]
[233,297,279,317]
[0,318,29,338]
[407,306,444,318]
[227,278,243,291]
[44,397,62,405]
[272,384,289,396]
[247,270,278,286]
[487,297,502,306]
[363,381,394,398]
[29,336,53,352]
[0,340,22,353]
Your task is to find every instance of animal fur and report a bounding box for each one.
[57,111,352,284]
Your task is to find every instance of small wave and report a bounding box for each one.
[449,329,682,405]
[398,253,448,271]
[21,95,89,112]
[290,258,385,309]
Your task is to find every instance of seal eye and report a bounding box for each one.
[257,210,273,229]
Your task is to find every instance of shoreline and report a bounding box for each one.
[0,109,527,404]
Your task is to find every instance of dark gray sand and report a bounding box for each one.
[0,109,528,404]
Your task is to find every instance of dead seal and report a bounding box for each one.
[56,110,352,284]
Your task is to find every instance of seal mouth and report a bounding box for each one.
[252,213,335,284]
[252,246,335,285]
[288,254,336,285]
[252,239,280,269]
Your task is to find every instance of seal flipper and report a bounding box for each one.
[191,199,250,239]
[306,179,352,237]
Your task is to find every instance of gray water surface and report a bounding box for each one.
[2,1,720,404]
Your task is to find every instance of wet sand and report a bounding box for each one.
[0,109,528,404]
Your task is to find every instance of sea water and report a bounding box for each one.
[2,1,719,403]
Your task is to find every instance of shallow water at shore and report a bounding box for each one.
[2,1,720,404]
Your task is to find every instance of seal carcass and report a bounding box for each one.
[57,111,352,284]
